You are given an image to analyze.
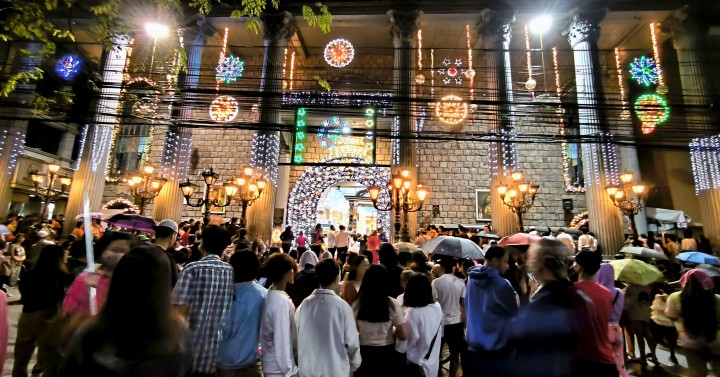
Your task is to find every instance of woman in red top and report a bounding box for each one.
[366,230,381,264]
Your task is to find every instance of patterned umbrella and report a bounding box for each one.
[621,246,668,260]
[104,213,157,233]
[609,259,664,285]
[420,236,484,259]
[677,251,720,267]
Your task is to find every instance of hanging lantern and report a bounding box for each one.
[435,95,468,125]
[465,68,475,79]
[415,74,425,84]
[324,39,355,68]
[209,95,239,122]
[525,78,537,90]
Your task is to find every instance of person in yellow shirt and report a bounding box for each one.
[72,222,85,239]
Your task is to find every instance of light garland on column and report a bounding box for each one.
[142,126,154,166]
[501,128,519,176]
[690,135,720,195]
[250,132,280,185]
[161,130,179,179]
[177,132,192,180]
[650,22,668,95]
[0,129,7,160]
[488,140,499,178]
[615,47,631,120]
[286,158,391,233]
[524,25,536,91]
[91,126,113,173]
[415,29,425,85]
[216,27,228,91]
[71,124,88,171]
[282,48,288,90]
[466,25,475,102]
[598,132,620,186]
[430,49,435,98]
[290,51,296,91]
[9,131,25,172]
[391,116,400,165]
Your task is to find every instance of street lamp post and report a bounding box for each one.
[179,168,234,221]
[29,163,72,220]
[496,171,540,232]
[605,172,648,236]
[228,166,266,228]
[368,169,429,242]
[125,165,167,215]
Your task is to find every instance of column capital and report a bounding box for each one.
[109,34,131,59]
[388,10,422,47]
[184,14,216,46]
[564,10,605,48]
[261,11,297,43]
[476,8,514,48]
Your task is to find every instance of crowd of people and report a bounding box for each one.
[0,214,717,377]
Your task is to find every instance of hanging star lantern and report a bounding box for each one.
[324,39,355,68]
[215,55,244,84]
[55,55,81,79]
[628,56,659,87]
[437,58,466,85]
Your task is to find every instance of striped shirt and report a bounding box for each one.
[173,254,234,374]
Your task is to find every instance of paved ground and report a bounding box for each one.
[0,285,707,377]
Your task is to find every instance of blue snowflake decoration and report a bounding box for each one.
[215,55,244,84]
[318,116,350,148]
[628,56,659,87]
[55,55,81,79]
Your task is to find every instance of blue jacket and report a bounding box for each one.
[465,265,519,352]
[217,281,268,369]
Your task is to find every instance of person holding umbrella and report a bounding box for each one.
[431,256,466,377]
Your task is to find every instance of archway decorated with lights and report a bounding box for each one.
[287,157,391,235]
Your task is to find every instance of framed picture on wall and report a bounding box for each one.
[203,185,227,214]
[475,189,492,221]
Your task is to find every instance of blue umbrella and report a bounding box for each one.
[677,251,720,267]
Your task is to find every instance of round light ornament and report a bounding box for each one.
[656,84,669,95]
[209,95,239,123]
[415,74,425,84]
[465,69,475,79]
[324,39,355,68]
[525,78,537,90]
[634,93,670,125]
[436,95,469,126]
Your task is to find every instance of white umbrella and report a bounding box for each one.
[393,242,427,256]
[620,246,668,260]
[420,236,484,259]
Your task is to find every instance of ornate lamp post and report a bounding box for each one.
[29,162,72,220]
[227,166,266,228]
[605,171,648,236]
[368,169,429,242]
[496,171,540,232]
[125,165,167,215]
[179,168,235,220]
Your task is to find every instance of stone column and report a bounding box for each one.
[477,8,517,236]
[664,10,719,246]
[153,25,209,222]
[389,10,421,241]
[246,12,296,239]
[64,35,131,235]
[565,12,625,255]
[274,145,291,228]
[0,42,41,219]
[58,131,77,160]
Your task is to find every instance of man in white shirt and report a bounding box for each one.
[295,259,361,377]
[556,228,575,252]
[431,257,466,377]
[335,225,351,264]
[327,225,337,256]
[577,229,597,253]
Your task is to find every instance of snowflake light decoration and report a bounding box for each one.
[435,95,468,125]
[209,95,239,122]
[628,56,659,87]
[324,39,355,68]
[318,116,350,148]
[55,55,81,79]
[215,55,244,84]
[634,93,669,134]
[437,58,466,85]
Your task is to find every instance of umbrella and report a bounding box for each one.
[104,213,157,233]
[498,233,541,246]
[620,246,668,260]
[609,259,664,285]
[0,225,11,236]
[419,236,484,259]
[75,212,104,221]
[393,242,426,256]
[478,232,501,239]
[677,251,720,267]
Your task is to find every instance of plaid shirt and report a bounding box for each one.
[173,254,234,374]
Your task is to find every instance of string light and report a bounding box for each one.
[161,130,179,179]
[391,116,400,165]
[466,25,475,101]
[416,29,424,85]
[282,48,288,90]
[8,130,24,172]
[553,47,580,192]
[650,22,667,94]
[435,95,468,125]
[250,133,280,185]
[324,39,355,68]
[283,91,392,108]
[0,129,7,162]
[524,25,536,91]
[615,47,631,120]
[286,158,391,234]
[91,126,113,173]
[216,27,229,91]
[431,49,434,97]
[689,135,720,194]
[177,132,192,180]
[290,51,296,91]
[209,95,239,122]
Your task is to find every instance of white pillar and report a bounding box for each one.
[64,34,130,235]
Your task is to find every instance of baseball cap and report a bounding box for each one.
[153,219,178,233]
